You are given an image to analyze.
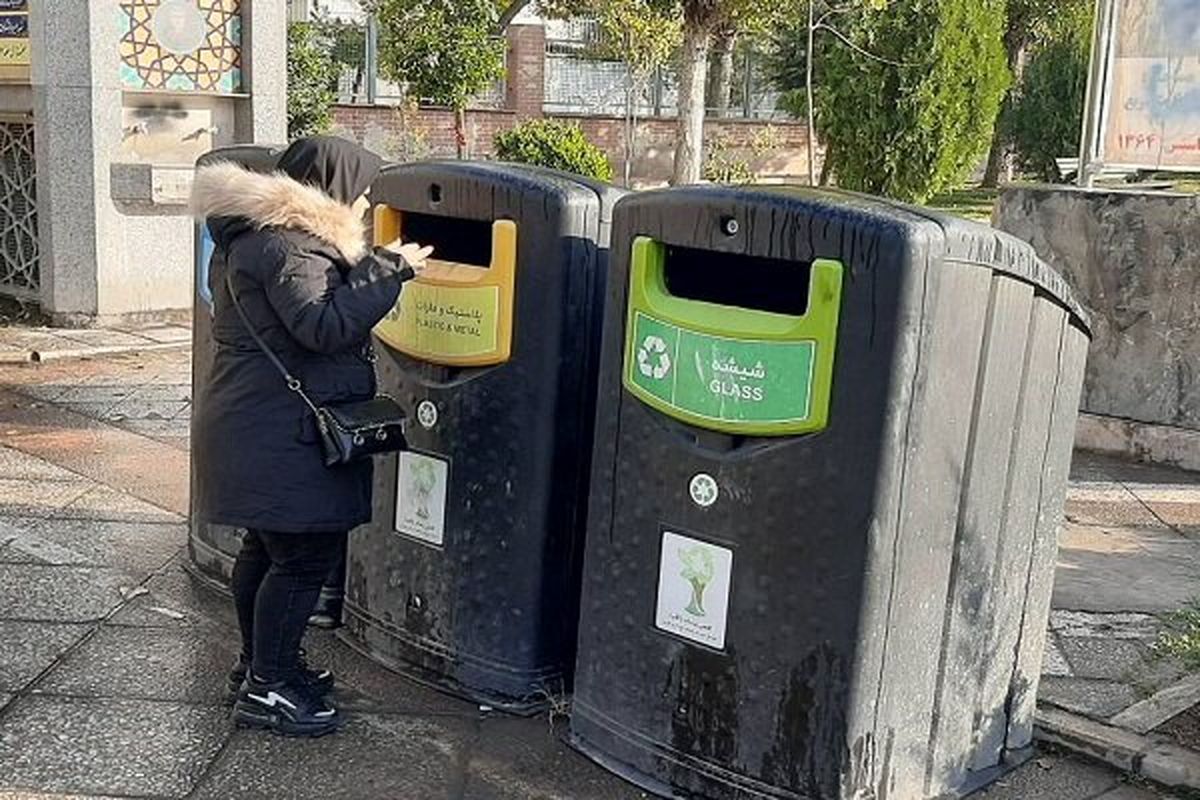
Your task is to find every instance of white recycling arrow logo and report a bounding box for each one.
[637,335,672,380]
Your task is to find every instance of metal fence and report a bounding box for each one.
[322,15,785,120]
[0,120,38,299]
[542,19,786,120]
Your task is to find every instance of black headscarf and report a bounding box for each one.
[276,136,383,206]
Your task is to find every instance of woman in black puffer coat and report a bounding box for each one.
[191,137,429,736]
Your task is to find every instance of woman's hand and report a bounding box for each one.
[379,238,434,272]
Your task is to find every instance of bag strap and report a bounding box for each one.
[224,271,323,417]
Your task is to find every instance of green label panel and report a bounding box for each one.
[628,312,815,427]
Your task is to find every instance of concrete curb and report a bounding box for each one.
[1036,705,1200,792]
[21,340,190,364]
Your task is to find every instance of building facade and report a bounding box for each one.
[0,0,286,324]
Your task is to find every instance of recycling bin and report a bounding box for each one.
[570,187,1091,800]
[341,162,625,712]
[187,145,283,590]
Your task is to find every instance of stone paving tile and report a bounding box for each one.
[1058,637,1152,681]
[118,324,191,345]
[0,446,87,482]
[36,625,237,704]
[1095,785,1181,799]
[464,716,650,800]
[107,564,237,632]
[0,563,136,623]
[113,417,190,443]
[54,384,137,405]
[190,713,471,800]
[1053,525,1200,613]
[0,621,90,691]
[13,517,187,573]
[1043,637,1072,677]
[973,753,1122,799]
[0,478,92,518]
[0,695,229,799]
[1050,610,1163,641]
[55,485,183,525]
[54,329,159,348]
[1064,484,1166,528]
[1039,676,1141,719]
[13,382,71,402]
[104,399,189,422]
[125,384,191,402]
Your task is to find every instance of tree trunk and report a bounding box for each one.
[672,14,711,186]
[982,40,1026,187]
[712,31,736,118]
[819,142,833,186]
[454,107,467,160]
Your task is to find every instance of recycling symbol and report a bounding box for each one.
[689,473,719,507]
[637,335,672,380]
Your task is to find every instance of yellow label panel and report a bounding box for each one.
[383,283,501,359]
[0,38,29,66]
[372,206,517,366]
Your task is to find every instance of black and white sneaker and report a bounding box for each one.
[227,651,334,699]
[233,674,342,737]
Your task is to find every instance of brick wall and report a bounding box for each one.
[329,21,819,186]
[332,104,817,186]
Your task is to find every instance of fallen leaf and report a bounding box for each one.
[148,606,186,620]
[118,585,149,601]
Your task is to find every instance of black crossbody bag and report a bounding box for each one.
[226,273,408,467]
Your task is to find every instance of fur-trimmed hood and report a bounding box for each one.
[191,162,368,261]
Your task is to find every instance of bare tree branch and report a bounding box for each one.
[497,0,533,31]
[815,22,913,67]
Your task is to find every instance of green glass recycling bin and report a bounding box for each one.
[187,145,283,590]
[570,187,1091,800]
[341,162,625,712]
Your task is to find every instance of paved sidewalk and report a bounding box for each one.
[1034,454,1200,791]
[0,347,1193,799]
[0,322,191,365]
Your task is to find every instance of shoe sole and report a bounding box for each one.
[232,702,342,738]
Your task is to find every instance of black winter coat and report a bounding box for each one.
[191,161,406,533]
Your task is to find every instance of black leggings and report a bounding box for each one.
[230,528,346,683]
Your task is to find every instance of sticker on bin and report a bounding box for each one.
[629,312,816,428]
[395,451,449,547]
[655,531,733,650]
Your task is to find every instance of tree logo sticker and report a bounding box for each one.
[395,452,449,547]
[679,544,715,617]
[637,334,672,380]
[656,531,733,649]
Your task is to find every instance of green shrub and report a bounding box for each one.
[286,22,339,140]
[495,120,614,181]
[802,0,1011,202]
[1007,5,1093,181]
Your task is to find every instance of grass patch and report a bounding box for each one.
[1153,598,1200,671]
[925,185,1000,222]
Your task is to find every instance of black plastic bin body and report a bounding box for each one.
[187,145,283,590]
[570,186,1090,800]
[342,162,624,712]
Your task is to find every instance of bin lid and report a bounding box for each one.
[392,160,624,224]
[622,185,1091,335]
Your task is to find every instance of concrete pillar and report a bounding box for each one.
[241,0,288,143]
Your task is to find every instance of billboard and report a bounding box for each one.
[1096,0,1200,169]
